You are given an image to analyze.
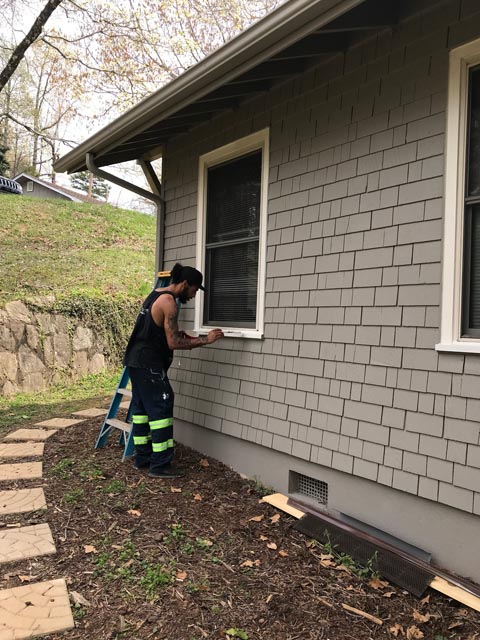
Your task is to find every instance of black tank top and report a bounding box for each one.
[123,290,175,371]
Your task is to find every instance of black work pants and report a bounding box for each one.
[128,366,175,472]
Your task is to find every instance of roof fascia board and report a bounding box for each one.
[54,0,366,173]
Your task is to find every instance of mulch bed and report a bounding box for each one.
[1,416,479,640]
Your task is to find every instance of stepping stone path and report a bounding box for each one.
[0,463,42,482]
[72,408,106,418]
[0,443,44,459]
[0,579,73,640]
[0,524,56,563]
[0,488,46,515]
[0,405,109,638]
[34,418,83,429]
[4,429,57,442]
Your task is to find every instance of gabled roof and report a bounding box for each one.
[54,0,398,174]
[14,173,103,204]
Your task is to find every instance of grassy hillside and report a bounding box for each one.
[0,370,120,434]
[0,194,156,304]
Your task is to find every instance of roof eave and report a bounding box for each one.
[54,0,365,174]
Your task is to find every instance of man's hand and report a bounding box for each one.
[154,293,223,350]
[206,329,224,344]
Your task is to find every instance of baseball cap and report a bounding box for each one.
[181,265,205,291]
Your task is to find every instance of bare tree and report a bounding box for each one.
[0,0,63,93]
[0,0,284,181]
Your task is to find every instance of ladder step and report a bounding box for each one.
[117,388,132,397]
[106,418,132,433]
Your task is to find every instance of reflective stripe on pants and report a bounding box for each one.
[128,367,175,471]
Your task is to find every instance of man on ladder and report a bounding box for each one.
[123,262,224,478]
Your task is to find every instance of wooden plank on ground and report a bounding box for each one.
[430,576,480,613]
[261,493,305,519]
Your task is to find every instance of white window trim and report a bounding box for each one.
[437,38,480,354]
[195,128,269,339]
[26,181,34,192]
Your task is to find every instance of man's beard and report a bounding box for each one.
[178,285,189,304]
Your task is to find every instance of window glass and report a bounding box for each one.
[206,151,261,243]
[467,67,480,197]
[203,150,261,327]
[463,66,480,336]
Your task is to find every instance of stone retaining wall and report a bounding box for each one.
[0,301,106,396]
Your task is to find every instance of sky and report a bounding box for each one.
[1,1,155,210]
[3,0,283,211]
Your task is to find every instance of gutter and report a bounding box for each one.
[85,153,165,273]
[54,0,365,174]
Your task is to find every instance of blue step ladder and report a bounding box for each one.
[95,271,172,460]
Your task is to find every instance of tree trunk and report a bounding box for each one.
[0,0,63,93]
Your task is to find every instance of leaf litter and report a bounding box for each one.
[0,415,478,640]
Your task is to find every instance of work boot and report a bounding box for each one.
[133,458,150,470]
[148,464,185,478]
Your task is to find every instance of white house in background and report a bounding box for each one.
[55,0,480,585]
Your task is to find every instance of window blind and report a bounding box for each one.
[466,204,480,331]
[203,150,261,327]
[463,66,480,336]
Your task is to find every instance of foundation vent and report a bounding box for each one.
[293,472,328,505]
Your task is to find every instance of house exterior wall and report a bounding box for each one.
[16,178,71,200]
[163,0,480,581]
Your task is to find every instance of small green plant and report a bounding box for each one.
[225,629,249,639]
[211,605,221,615]
[119,540,136,561]
[79,461,104,480]
[72,605,86,621]
[320,531,379,579]
[321,532,337,555]
[64,488,84,504]
[164,522,189,545]
[140,562,174,599]
[117,565,135,581]
[49,458,75,477]
[103,479,126,494]
[94,551,111,571]
[186,578,210,594]
[338,552,356,569]
[195,537,213,551]
[356,551,379,579]
[180,541,195,555]
[168,523,185,539]
[244,477,273,497]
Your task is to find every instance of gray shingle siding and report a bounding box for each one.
[164,0,480,517]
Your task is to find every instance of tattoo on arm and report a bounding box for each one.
[167,311,208,349]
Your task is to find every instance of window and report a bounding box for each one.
[27,181,33,192]
[439,38,480,352]
[463,65,480,337]
[195,130,269,339]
